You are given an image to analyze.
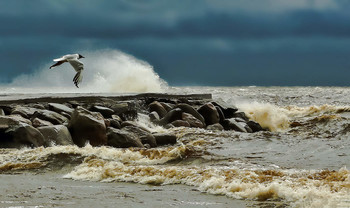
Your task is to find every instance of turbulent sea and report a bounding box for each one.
[1,50,350,207]
[1,86,350,208]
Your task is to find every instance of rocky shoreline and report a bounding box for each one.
[0,93,263,149]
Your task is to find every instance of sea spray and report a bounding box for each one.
[8,49,167,93]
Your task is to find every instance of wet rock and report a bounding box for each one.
[197,103,220,125]
[110,102,137,121]
[90,105,115,118]
[149,101,167,118]
[31,117,53,128]
[108,118,121,129]
[11,106,38,119]
[0,108,5,116]
[215,106,225,123]
[2,124,45,148]
[60,111,71,120]
[212,101,238,119]
[8,115,31,125]
[160,102,174,112]
[171,120,191,127]
[247,120,264,132]
[33,110,69,125]
[107,128,143,148]
[222,118,247,132]
[175,103,205,126]
[149,111,160,122]
[164,124,175,129]
[121,121,150,132]
[152,133,177,146]
[122,126,157,147]
[111,115,123,122]
[206,123,224,131]
[48,103,74,115]
[156,108,183,126]
[182,112,204,128]
[232,112,249,122]
[38,125,74,146]
[68,107,107,147]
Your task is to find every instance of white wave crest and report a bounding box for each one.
[8,49,167,93]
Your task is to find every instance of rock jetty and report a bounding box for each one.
[0,93,263,149]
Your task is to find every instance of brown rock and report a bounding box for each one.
[149,101,167,118]
[182,113,204,128]
[68,107,107,147]
[107,128,143,148]
[38,125,74,146]
[171,120,191,127]
[152,133,177,146]
[197,103,220,125]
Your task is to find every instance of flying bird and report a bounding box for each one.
[49,54,85,88]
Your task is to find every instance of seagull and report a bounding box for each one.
[49,54,85,88]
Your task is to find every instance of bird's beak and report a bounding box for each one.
[81,56,85,58]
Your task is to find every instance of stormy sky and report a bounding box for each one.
[1,0,350,86]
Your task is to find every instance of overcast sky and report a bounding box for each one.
[1,0,350,86]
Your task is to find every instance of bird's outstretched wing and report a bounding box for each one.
[68,59,84,87]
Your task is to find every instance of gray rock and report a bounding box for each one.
[110,102,137,121]
[11,106,38,119]
[149,101,167,118]
[48,103,74,115]
[160,102,174,112]
[206,123,224,131]
[149,111,160,122]
[33,109,68,125]
[108,118,121,129]
[38,125,74,146]
[8,114,31,125]
[68,107,107,147]
[212,101,238,119]
[111,115,123,122]
[152,133,177,146]
[0,108,5,116]
[31,117,53,128]
[197,103,220,125]
[175,103,205,126]
[222,118,247,132]
[90,105,115,118]
[156,108,183,126]
[122,126,157,147]
[247,121,264,132]
[232,112,249,122]
[2,124,45,148]
[182,113,204,128]
[171,120,191,127]
[107,128,143,148]
[121,121,150,132]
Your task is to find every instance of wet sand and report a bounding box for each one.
[0,173,259,208]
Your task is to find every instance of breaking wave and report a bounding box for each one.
[6,49,167,93]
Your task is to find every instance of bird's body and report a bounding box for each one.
[49,54,85,88]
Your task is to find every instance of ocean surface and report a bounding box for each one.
[1,86,350,208]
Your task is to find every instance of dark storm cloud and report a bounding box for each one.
[1,0,350,85]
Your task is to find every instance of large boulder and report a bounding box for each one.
[247,121,264,132]
[48,103,74,115]
[206,123,224,131]
[0,108,5,116]
[197,103,220,125]
[122,126,157,147]
[107,128,144,148]
[90,105,115,118]
[212,101,238,119]
[175,103,205,126]
[110,102,137,121]
[1,124,45,148]
[8,114,31,125]
[182,112,204,128]
[156,108,183,126]
[152,133,177,146]
[33,110,68,125]
[31,117,53,128]
[171,120,191,127]
[68,107,107,147]
[149,101,168,118]
[11,106,38,119]
[38,125,74,146]
[222,118,247,132]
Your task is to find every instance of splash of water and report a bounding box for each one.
[7,49,167,93]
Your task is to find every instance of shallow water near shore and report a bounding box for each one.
[1,86,350,208]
